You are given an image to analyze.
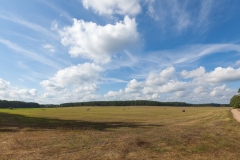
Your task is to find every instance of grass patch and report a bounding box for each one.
[0,107,240,159]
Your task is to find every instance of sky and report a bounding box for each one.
[0,0,240,104]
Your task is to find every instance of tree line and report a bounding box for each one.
[0,100,40,108]
[60,100,228,107]
[0,99,230,109]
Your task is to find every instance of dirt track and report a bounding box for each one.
[231,109,240,122]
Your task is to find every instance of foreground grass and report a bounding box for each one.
[0,107,240,160]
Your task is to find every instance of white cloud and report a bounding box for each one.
[104,65,238,103]
[197,0,213,31]
[180,66,205,79]
[157,81,188,93]
[174,90,190,98]
[0,78,37,101]
[82,0,141,16]
[182,66,240,86]
[105,67,183,100]
[104,89,124,99]
[43,93,55,99]
[146,0,215,33]
[0,78,10,90]
[145,67,175,86]
[147,0,191,32]
[40,63,104,103]
[235,60,240,66]
[41,91,101,104]
[59,16,140,63]
[202,67,240,83]
[0,12,58,40]
[73,83,99,93]
[0,38,60,69]
[194,86,209,94]
[147,0,158,20]
[43,44,55,53]
[41,63,103,92]
[144,44,240,68]
[125,79,143,93]
[210,85,227,97]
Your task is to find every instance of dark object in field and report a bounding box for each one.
[9,107,13,110]
[182,109,185,112]
[87,108,90,111]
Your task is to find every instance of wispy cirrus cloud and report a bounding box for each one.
[43,44,55,53]
[0,38,60,69]
[144,43,240,67]
[41,1,73,21]
[0,11,58,40]
[147,0,214,33]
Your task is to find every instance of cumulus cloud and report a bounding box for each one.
[174,90,190,98]
[42,91,101,104]
[104,65,238,103]
[82,0,141,16]
[41,63,103,92]
[73,83,99,93]
[104,89,124,99]
[125,79,143,93]
[181,66,240,87]
[201,67,240,83]
[210,85,227,97]
[0,78,37,101]
[43,92,55,99]
[157,81,188,93]
[105,67,184,100]
[180,66,205,78]
[194,86,209,94]
[40,63,104,103]
[59,16,140,63]
[145,67,175,86]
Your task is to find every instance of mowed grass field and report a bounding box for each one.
[0,107,240,160]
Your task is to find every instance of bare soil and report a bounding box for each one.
[231,109,240,122]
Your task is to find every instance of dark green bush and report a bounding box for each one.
[230,95,240,108]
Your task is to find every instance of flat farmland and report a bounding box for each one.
[0,107,240,160]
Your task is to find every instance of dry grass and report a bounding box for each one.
[0,107,240,160]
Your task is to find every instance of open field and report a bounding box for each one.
[0,107,240,160]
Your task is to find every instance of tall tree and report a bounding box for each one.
[230,88,240,108]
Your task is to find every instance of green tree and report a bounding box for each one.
[230,88,240,108]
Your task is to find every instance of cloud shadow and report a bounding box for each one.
[0,112,164,132]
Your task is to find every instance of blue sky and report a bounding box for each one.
[0,0,240,104]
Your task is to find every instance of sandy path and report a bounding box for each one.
[231,109,240,122]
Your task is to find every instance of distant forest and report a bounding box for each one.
[0,99,229,108]
[0,100,40,108]
[60,100,229,108]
